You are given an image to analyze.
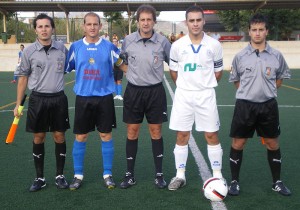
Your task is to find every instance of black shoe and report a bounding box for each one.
[272,180,291,196]
[228,180,240,196]
[120,172,136,189]
[55,175,68,189]
[154,173,167,189]
[29,177,46,192]
[69,177,82,190]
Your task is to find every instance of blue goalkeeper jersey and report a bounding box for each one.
[66,37,120,96]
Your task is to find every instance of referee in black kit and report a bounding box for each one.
[14,13,70,192]
[119,5,171,189]
[227,13,291,196]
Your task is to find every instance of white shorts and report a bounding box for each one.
[169,87,220,132]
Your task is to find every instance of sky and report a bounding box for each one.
[18,11,186,22]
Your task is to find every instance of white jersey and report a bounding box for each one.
[169,33,223,90]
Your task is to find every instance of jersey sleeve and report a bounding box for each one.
[65,43,76,73]
[163,38,171,65]
[111,44,120,66]
[229,54,240,83]
[15,48,31,77]
[169,43,179,72]
[276,53,291,80]
[213,42,223,72]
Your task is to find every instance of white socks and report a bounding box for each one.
[174,144,188,180]
[74,175,84,180]
[207,143,223,178]
[173,143,223,179]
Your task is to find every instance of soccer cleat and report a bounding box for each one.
[272,180,291,196]
[154,173,167,189]
[29,177,46,192]
[228,180,240,196]
[55,175,69,189]
[69,177,82,190]
[120,172,136,189]
[11,80,16,83]
[104,175,116,189]
[168,177,186,191]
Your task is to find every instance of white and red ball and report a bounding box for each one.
[203,177,228,201]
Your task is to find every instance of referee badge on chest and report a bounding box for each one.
[89,58,95,65]
[57,62,63,71]
[56,57,64,72]
[265,67,271,76]
[153,56,158,64]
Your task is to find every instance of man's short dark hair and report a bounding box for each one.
[33,13,55,29]
[185,5,204,20]
[249,13,269,30]
[136,4,157,22]
[84,12,101,24]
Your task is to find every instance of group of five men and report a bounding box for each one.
[13,4,291,197]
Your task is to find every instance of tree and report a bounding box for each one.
[217,9,300,40]
[265,9,300,40]
[103,11,124,38]
[217,10,252,33]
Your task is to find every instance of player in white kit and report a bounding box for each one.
[168,5,224,190]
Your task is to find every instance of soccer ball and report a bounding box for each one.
[203,177,228,202]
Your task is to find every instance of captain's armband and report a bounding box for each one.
[115,58,123,67]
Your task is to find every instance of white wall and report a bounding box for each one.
[222,41,300,70]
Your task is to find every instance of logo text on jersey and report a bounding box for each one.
[184,63,205,72]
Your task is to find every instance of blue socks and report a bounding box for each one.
[102,139,114,176]
[72,139,114,177]
[117,84,122,95]
[72,140,86,176]
[115,84,122,95]
[115,84,118,94]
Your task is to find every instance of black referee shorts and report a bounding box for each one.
[230,98,280,138]
[73,94,116,134]
[26,91,70,133]
[123,82,168,124]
